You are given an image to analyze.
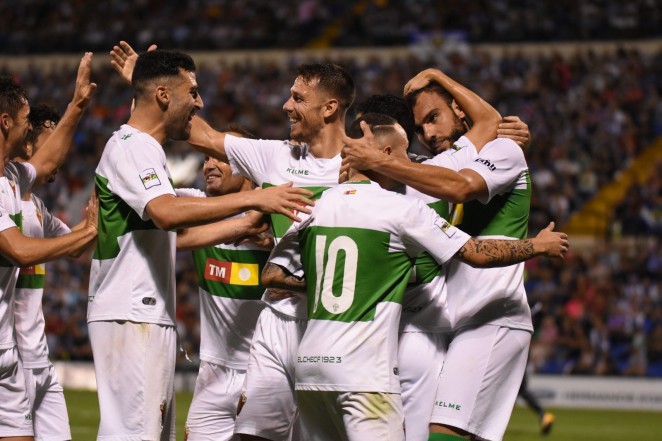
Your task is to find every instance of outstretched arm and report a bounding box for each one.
[177,210,269,251]
[454,222,569,268]
[0,194,97,267]
[28,53,97,187]
[146,183,315,231]
[404,68,501,150]
[261,263,307,293]
[341,122,487,203]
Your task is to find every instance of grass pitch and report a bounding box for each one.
[65,389,661,440]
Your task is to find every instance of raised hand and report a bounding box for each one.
[109,41,157,84]
[497,115,531,149]
[72,52,97,110]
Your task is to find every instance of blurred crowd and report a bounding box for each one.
[1,0,660,54]
[3,42,661,376]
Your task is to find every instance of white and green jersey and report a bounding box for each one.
[225,135,341,319]
[176,187,269,370]
[88,125,177,326]
[270,181,470,393]
[14,195,70,368]
[428,136,533,332]
[0,161,36,350]
[400,186,451,333]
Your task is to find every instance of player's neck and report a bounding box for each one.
[307,123,345,159]
[127,110,167,145]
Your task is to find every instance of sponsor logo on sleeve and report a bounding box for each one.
[343,189,357,195]
[140,168,162,189]
[474,157,496,171]
[434,218,456,238]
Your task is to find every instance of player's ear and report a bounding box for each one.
[323,98,339,118]
[0,112,11,135]
[382,145,392,156]
[451,100,465,120]
[156,84,169,108]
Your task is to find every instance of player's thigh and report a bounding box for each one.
[185,361,244,441]
[28,364,71,441]
[398,331,447,441]
[430,325,531,441]
[89,321,177,441]
[340,392,405,441]
[296,391,345,441]
[234,309,305,440]
[0,347,33,438]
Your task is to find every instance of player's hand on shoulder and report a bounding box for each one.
[253,183,314,222]
[497,116,531,149]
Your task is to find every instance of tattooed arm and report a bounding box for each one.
[262,263,307,293]
[454,222,569,268]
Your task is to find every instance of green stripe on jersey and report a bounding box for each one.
[16,274,45,289]
[456,171,531,239]
[412,199,450,285]
[192,246,270,300]
[0,213,22,267]
[262,184,329,239]
[300,225,414,323]
[93,174,158,260]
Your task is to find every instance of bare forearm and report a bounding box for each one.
[4,227,97,267]
[372,155,471,203]
[29,104,85,185]
[150,193,263,231]
[177,217,250,251]
[455,237,548,268]
[262,263,307,293]
[188,116,228,162]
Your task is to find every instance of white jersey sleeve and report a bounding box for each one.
[175,187,206,198]
[111,134,176,219]
[0,197,17,233]
[463,138,527,204]
[225,135,287,185]
[268,214,312,279]
[5,161,37,198]
[399,199,470,265]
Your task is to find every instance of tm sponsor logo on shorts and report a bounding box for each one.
[298,355,342,364]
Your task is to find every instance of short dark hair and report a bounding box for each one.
[0,76,28,119]
[404,81,453,111]
[220,123,256,140]
[347,112,399,140]
[132,50,197,98]
[296,63,355,110]
[27,104,60,145]
[356,94,415,144]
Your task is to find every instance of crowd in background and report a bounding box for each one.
[1,0,661,54]
[2,42,661,376]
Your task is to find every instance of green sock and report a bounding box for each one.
[428,433,468,441]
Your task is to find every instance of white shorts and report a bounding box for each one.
[25,363,71,441]
[0,346,33,437]
[398,332,448,441]
[234,307,306,440]
[430,325,531,441]
[296,391,405,441]
[185,361,244,441]
[89,321,177,441]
